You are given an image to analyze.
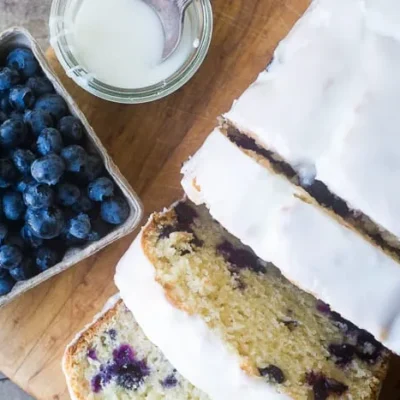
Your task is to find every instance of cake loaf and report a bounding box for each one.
[115,200,389,400]
[63,297,209,400]
[181,128,400,355]
[224,0,400,257]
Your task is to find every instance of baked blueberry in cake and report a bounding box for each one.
[63,298,209,400]
[116,200,390,400]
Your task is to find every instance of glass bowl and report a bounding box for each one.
[49,0,213,104]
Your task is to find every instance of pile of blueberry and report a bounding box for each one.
[0,48,130,296]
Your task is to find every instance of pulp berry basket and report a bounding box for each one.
[0,27,143,307]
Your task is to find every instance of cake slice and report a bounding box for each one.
[181,128,400,355]
[115,200,389,400]
[63,297,209,400]
[224,0,400,254]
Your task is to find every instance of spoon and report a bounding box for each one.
[144,0,194,61]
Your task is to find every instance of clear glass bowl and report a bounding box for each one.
[50,0,213,104]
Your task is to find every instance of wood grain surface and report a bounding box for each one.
[0,0,398,399]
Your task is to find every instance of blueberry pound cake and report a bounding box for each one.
[182,129,400,356]
[224,0,400,255]
[63,297,209,400]
[115,201,389,400]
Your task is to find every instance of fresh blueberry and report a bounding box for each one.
[328,344,355,366]
[0,67,20,90]
[9,258,36,281]
[0,245,23,269]
[72,194,94,213]
[74,154,103,186]
[20,225,43,248]
[61,145,87,172]
[57,183,80,206]
[0,275,15,295]
[0,158,18,188]
[0,223,8,244]
[68,213,91,239]
[7,48,39,78]
[26,206,65,239]
[24,110,54,136]
[0,119,27,148]
[9,86,35,111]
[15,176,35,193]
[35,246,61,271]
[26,76,54,97]
[3,191,26,220]
[0,91,11,114]
[161,374,178,388]
[58,116,83,143]
[34,94,68,121]
[101,196,129,225]
[36,128,63,155]
[88,177,114,202]
[31,154,65,185]
[12,149,36,175]
[23,182,54,209]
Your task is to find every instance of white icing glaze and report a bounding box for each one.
[225,0,400,239]
[115,229,290,400]
[182,128,400,354]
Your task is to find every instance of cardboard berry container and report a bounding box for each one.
[0,27,143,307]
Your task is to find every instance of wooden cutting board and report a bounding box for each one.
[0,0,399,399]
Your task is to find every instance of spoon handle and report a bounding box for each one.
[177,0,193,12]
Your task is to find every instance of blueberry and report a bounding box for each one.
[12,149,35,175]
[88,177,114,202]
[328,344,355,366]
[61,145,87,172]
[23,182,54,209]
[26,206,65,239]
[258,365,285,384]
[9,86,35,112]
[0,275,15,295]
[58,116,83,143]
[15,176,35,193]
[0,67,20,90]
[36,127,63,155]
[24,110,54,137]
[161,374,178,388]
[9,258,36,281]
[0,158,18,188]
[7,48,39,78]
[0,223,8,244]
[57,183,80,206]
[35,246,61,271]
[72,194,93,213]
[116,364,148,391]
[0,119,27,148]
[101,196,129,225]
[0,245,23,269]
[68,213,91,239]
[31,154,65,185]
[34,94,68,121]
[20,225,43,248]
[3,191,25,220]
[26,76,54,97]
